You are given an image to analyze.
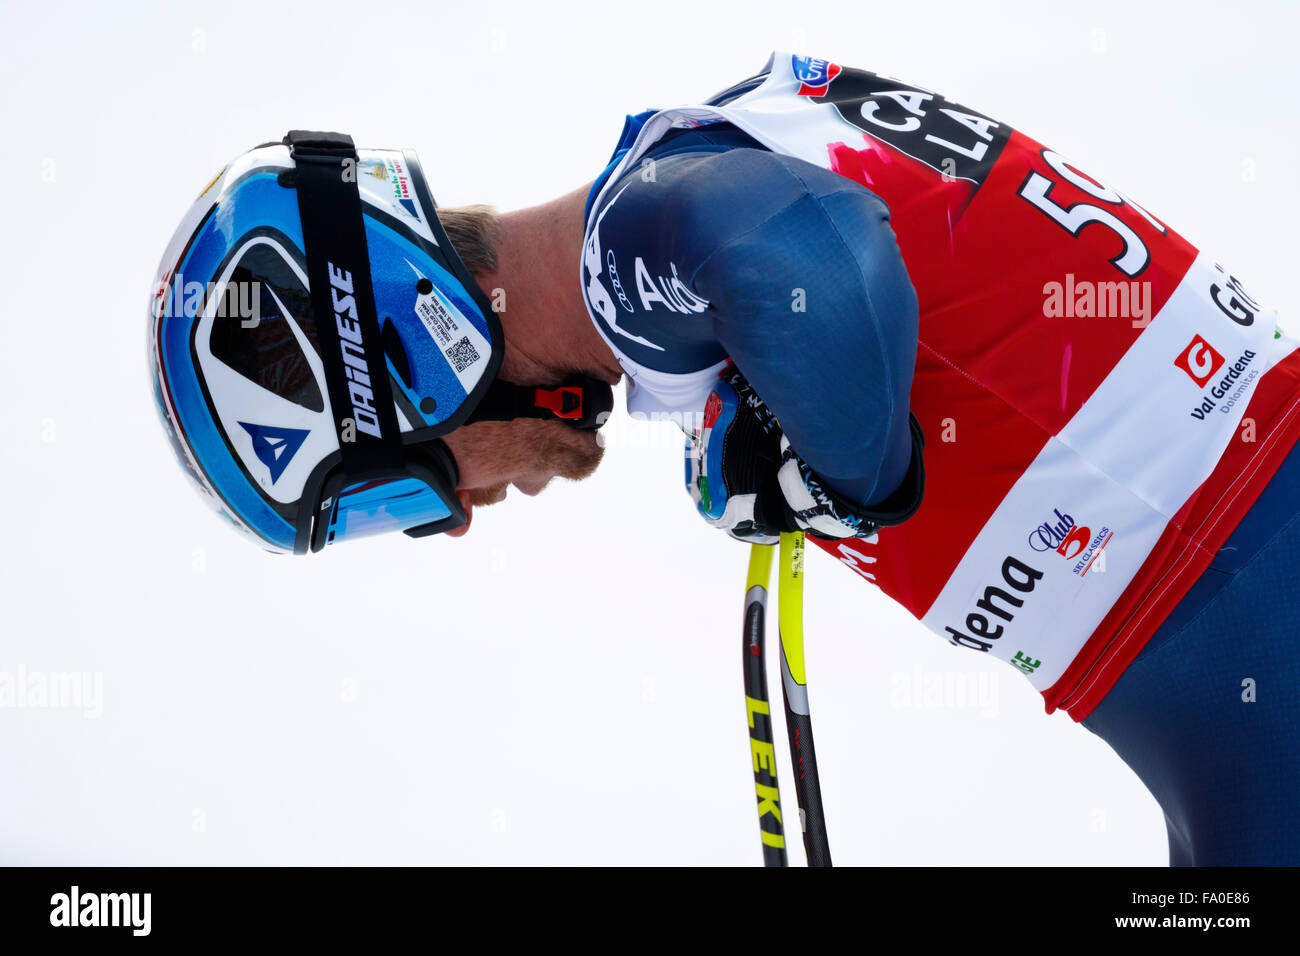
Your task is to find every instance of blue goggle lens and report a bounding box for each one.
[324,477,456,546]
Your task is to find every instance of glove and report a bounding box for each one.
[685,366,883,543]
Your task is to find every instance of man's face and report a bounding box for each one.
[440,418,604,536]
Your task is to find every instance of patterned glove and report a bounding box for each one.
[686,365,888,543]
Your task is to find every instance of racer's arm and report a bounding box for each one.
[593,141,919,508]
[689,147,918,507]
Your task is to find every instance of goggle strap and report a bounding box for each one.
[284,129,405,477]
[466,376,614,430]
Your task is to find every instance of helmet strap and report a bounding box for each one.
[284,130,405,478]
[466,376,614,430]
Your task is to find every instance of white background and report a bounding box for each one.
[1,0,1296,865]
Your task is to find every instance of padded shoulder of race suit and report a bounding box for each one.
[588,122,920,508]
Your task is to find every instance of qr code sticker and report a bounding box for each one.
[446,336,480,374]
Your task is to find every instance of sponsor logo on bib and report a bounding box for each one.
[791,55,841,96]
[1175,333,1225,387]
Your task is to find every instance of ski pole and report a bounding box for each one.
[777,531,832,866]
[743,542,787,866]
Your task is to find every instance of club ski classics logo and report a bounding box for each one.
[1028,507,1112,577]
[50,886,151,936]
[1175,333,1258,421]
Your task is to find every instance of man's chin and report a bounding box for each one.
[448,426,606,536]
[561,429,606,482]
[466,483,510,507]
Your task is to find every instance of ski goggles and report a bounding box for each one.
[285,130,611,552]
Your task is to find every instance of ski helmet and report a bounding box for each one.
[149,130,612,554]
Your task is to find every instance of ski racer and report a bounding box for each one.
[149,52,1300,865]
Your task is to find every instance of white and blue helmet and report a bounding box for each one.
[149,131,611,553]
